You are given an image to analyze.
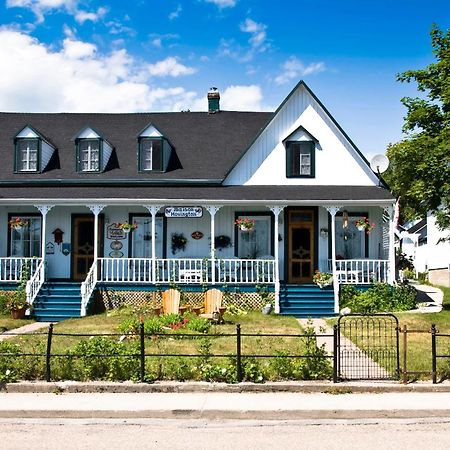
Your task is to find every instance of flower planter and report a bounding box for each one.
[317,281,333,289]
[356,225,365,231]
[122,228,131,234]
[10,307,26,319]
[151,307,161,316]
[239,225,253,232]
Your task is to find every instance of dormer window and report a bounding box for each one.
[286,141,315,178]
[75,127,113,173]
[14,125,55,174]
[138,124,171,173]
[139,138,163,171]
[17,139,39,172]
[78,139,100,172]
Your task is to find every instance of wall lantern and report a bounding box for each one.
[342,210,349,229]
[320,227,329,237]
[52,228,64,245]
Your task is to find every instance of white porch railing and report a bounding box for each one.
[26,259,46,306]
[81,260,98,316]
[95,257,276,285]
[0,257,41,282]
[329,259,390,284]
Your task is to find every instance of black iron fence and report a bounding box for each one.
[0,323,337,383]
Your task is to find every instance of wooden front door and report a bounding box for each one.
[288,209,315,283]
[71,215,103,281]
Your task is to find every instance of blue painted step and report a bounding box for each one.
[32,282,82,322]
[279,283,335,318]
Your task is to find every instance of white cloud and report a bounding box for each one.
[0,29,200,113]
[274,56,326,85]
[6,0,107,25]
[146,57,196,77]
[240,18,269,53]
[75,7,107,24]
[221,85,265,111]
[169,4,182,20]
[204,0,236,8]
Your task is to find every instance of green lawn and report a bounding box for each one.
[0,314,35,332]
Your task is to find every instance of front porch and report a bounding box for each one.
[0,201,395,320]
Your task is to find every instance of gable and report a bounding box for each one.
[224,81,380,187]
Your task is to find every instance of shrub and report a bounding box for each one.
[144,317,163,335]
[0,294,9,315]
[186,316,211,333]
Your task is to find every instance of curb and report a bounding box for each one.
[3,381,450,394]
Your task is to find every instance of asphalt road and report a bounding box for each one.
[1,418,450,450]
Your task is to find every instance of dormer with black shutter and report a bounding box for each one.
[14,125,56,173]
[137,124,173,173]
[75,126,113,173]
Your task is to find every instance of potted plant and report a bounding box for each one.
[235,218,255,231]
[171,233,188,254]
[214,235,232,250]
[116,222,138,233]
[354,217,375,234]
[313,271,333,289]
[7,291,28,319]
[9,217,29,230]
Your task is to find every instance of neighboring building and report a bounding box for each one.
[402,214,450,287]
[0,81,395,320]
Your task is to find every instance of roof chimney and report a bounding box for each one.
[207,87,220,114]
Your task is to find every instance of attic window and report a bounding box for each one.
[286,141,315,178]
[78,139,101,172]
[139,138,163,171]
[16,138,39,172]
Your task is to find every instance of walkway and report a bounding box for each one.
[0,322,51,342]
[298,318,390,379]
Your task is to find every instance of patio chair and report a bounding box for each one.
[162,289,181,314]
[200,288,226,322]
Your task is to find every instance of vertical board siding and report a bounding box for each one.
[40,140,55,171]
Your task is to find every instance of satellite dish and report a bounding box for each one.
[370,154,389,174]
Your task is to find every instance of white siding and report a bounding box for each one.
[426,213,450,270]
[16,127,38,138]
[77,127,100,139]
[140,125,163,138]
[101,140,113,172]
[40,140,55,171]
[225,84,379,186]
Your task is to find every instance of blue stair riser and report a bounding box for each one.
[32,282,82,322]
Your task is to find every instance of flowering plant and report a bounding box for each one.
[235,218,255,231]
[354,217,375,234]
[312,271,333,288]
[116,222,138,231]
[9,217,29,229]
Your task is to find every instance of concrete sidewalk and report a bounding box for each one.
[1,391,450,420]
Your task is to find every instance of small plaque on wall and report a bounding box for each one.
[45,242,54,255]
[165,206,203,218]
[62,243,71,256]
[107,224,125,240]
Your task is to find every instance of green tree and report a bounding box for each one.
[385,25,450,237]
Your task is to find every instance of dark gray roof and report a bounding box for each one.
[0,185,394,202]
[0,111,273,181]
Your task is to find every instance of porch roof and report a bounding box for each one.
[0,185,394,204]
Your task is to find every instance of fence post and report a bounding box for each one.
[402,325,407,384]
[45,323,53,382]
[333,325,338,383]
[236,324,242,382]
[431,324,437,384]
[139,322,145,383]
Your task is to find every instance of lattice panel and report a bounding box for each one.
[98,288,273,311]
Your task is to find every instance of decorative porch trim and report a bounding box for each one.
[144,205,164,284]
[86,204,106,261]
[206,205,222,285]
[325,205,342,313]
[34,204,55,263]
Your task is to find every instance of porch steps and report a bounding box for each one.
[32,282,82,322]
[279,284,335,318]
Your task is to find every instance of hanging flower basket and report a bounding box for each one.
[354,217,375,234]
[235,218,255,232]
[116,222,138,233]
[171,233,188,255]
[9,218,29,230]
[215,235,232,250]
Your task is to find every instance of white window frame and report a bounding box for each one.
[17,139,39,172]
[139,138,163,172]
[78,139,100,172]
[9,215,42,257]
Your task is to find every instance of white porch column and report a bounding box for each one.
[325,206,341,314]
[384,205,396,284]
[268,205,286,314]
[206,206,221,285]
[144,205,163,283]
[86,205,106,262]
[34,204,55,263]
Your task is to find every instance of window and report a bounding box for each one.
[130,215,164,258]
[334,213,368,259]
[9,215,41,257]
[16,139,39,172]
[286,141,315,178]
[78,139,100,172]
[139,138,163,171]
[235,214,273,259]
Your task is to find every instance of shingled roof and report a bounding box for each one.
[0,111,273,182]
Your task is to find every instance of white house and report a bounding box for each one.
[0,81,395,321]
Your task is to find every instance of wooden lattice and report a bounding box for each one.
[98,288,273,311]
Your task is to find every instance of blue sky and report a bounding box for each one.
[0,0,448,159]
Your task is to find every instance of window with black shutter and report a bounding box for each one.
[286,141,315,178]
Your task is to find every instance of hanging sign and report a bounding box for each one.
[45,242,55,255]
[107,224,125,240]
[165,206,203,218]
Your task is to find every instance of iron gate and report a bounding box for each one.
[337,314,400,381]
